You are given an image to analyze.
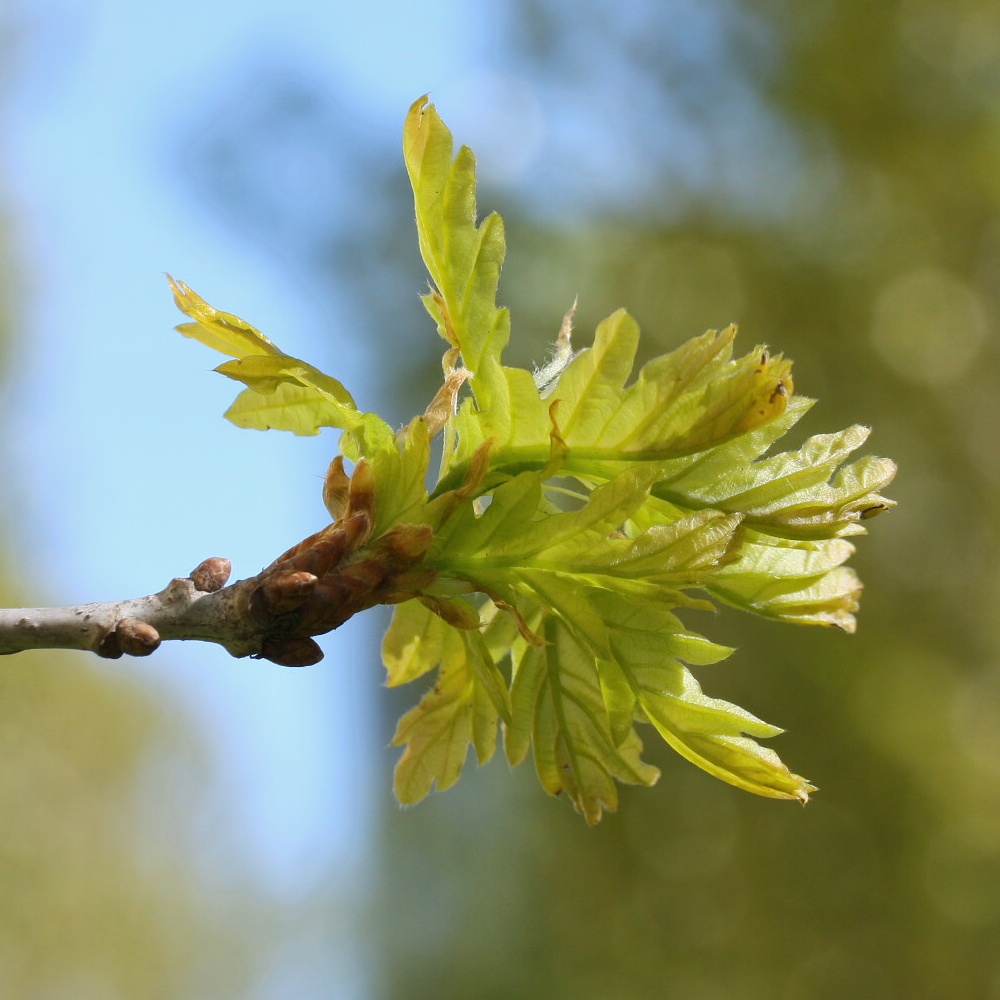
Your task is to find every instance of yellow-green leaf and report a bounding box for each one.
[169,276,280,358]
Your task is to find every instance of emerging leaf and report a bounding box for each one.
[172,99,896,822]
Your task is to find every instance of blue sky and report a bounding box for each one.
[3,1,509,996]
[3,2,787,995]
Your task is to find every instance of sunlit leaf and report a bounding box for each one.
[172,98,896,820]
[403,96,509,417]
[169,275,280,358]
[387,598,509,803]
[506,616,659,825]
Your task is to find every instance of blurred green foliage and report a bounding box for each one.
[366,4,1000,998]
[5,0,999,991]
[157,0,1000,995]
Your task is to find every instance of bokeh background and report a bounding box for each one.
[2,1,999,997]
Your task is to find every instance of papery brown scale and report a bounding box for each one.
[420,595,482,630]
[337,557,390,597]
[284,532,349,578]
[268,527,326,571]
[298,576,358,633]
[485,592,545,648]
[339,510,372,553]
[308,536,351,577]
[260,571,318,616]
[429,288,461,350]
[387,568,438,595]
[345,459,377,526]
[428,438,496,526]
[322,456,351,520]
[377,523,435,565]
[423,369,471,436]
[270,512,370,578]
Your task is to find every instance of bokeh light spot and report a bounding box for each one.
[870,267,990,386]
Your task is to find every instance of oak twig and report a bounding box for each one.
[0,499,437,667]
[0,558,296,663]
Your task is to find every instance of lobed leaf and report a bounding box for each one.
[653,421,897,539]
[707,530,863,630]
[386,598,511,803]
[506,616,660,825]
[404,96,510,416]
[169,276,281,358]
[171,99,895,820]
[596,594,813,800]
[171,276,399,458]
[434,310,797,495]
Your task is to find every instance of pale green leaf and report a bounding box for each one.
[169,275,281,358]
[391,656,480,803]
[170,276,401,458]
[553,313,793,459]
[707,531,863,630]
[389,603,507,803]
[435,310,795,494]
[595,593,812,800]
[506,616,659,824]
[654,422,897,539]
[366,418,432,536]
[595,656,637,748]
[382,599,447,688]
[439,366,552,478]
[214,355,355,407]
[403,97,509,414]
[224,383,345,437]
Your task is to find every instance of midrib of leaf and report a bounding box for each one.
[431,443,758,499]
[544,637,591,794]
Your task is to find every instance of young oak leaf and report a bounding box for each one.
[169,275,282,358]
[171,98,896,820]
[505,615,660,825]
[652,420,897,540]
[362,417,433,538]
[404,96,509,417]
[706,531,863,631]
[596,592,814,801]
[556,312,792,456]
[385,598,511,803]
[171,276,397,458]
[432,309,796,496]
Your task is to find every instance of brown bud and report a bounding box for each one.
[190,557,232,592]
[297,576,355,633]
[116,618,161,657]
[259,636,324,667]
[339,510,371,554]
[270,513,369,578]
[291,532,349,578]
[270,526,340,576]
[322,456,351,520]
[260,571,318,616]
[345,459,376,527]
[337,557,388,596]
[95,631,123,659]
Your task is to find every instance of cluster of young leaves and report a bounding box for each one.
[172,97,895,824]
